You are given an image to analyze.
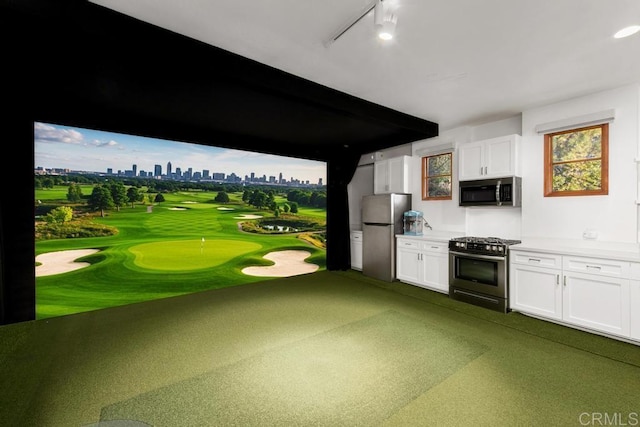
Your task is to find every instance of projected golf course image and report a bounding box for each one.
[34,188,326,320]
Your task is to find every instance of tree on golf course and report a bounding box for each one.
[126,186,144,208]
[290,201,299,214]
[66,183,83,202]
[45,206,73,223]
[109,181,128,211]
[214,191,230,203]
[249,189,267,209]
[154,193,165,203]
[88,185,114,217]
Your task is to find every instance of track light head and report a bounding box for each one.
[374,0,397,41]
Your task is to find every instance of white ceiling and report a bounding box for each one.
[90,0,640,132]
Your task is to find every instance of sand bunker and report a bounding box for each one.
[217,207,235,211]
[169,207,187,210]
[35,249,99,277]
[234,214,263,219]
[241,250,319,277]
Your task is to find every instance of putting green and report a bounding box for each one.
[130,239,262,271]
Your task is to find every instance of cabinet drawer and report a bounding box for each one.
[420,241,448,253]
[563,256,630,279]
[510,251,561,269]
[631,262,640,280]
[397,239,420,250]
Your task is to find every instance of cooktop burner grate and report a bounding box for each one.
[450,236,521,246]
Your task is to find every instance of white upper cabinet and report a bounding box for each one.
[458,134,521,181]
[374,155,412,194]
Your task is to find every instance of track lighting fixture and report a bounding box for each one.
[374,0,397,41]
[324,0,398,47]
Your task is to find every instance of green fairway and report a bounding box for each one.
[35,188,326,319]
[130,239,262,270]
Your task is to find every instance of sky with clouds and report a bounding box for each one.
[34,122,327,184]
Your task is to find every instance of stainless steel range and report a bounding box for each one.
[448,236,521,313]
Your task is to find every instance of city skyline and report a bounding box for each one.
[34,122,327,184]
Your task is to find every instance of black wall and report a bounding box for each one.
[0,0,437,324]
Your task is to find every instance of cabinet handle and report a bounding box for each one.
[480,166,483,175]
[484,166,488,175]
[431,246,439,249]
[556,274,559,285]
[563,276,566,287]
[529,258,541,263]
[586,265,602,270]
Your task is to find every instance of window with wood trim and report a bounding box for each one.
[544,123,608,197]
[422,152,452,200]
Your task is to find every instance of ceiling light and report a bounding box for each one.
[324,0,398,47]
[614,25,640,39]
[374,0,397,41]
[377,14,397,40]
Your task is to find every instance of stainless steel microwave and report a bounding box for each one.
[459,176,521,207]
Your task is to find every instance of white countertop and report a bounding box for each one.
[395,230,465,243]
[511,238,640,262]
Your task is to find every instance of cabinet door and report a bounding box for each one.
[563,272,630,337]
[387,156,410,194]
[350,233,363,270]
[458,141,484,181]
[510,264,562,320]
[484,135,516,178]
[631,280,640,341]
[373,160,390,194]
[421,252,449,293]
[396,247,421,284]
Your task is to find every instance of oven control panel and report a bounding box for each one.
[448,240,508,255]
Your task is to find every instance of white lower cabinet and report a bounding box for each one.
[511,263,562,320]
[563,272,629,337]
[396,237,449,293]
[350,231,363,271]
[510,250,634,340]
[630,263,640,341]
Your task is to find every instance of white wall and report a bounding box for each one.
[521,84,640,243]
[347,163,373,231]
[410,116,522,236]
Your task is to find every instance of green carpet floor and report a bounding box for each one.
[1,269,639,426]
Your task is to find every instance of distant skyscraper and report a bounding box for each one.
[318,178,323,186]
[154,164,162,177]
[132,164,137,177]
[167,162,172,177]
[279,172,283,184]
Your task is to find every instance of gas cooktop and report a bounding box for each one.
[450,236,522,245]
[449,236,521,256]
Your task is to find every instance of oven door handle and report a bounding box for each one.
[449,250,506,261]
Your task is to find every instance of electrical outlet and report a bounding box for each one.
[582,229,598,240]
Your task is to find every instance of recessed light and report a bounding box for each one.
[614,25,640,39]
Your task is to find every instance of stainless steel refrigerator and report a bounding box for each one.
[361,193,412,282]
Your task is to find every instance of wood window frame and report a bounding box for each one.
[544,123,609,197]
[422,152,453,201]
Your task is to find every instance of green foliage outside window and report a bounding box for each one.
[545,124,608,196]
[422,153,452,200]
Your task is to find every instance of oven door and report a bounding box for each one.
[449,251,507,299]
